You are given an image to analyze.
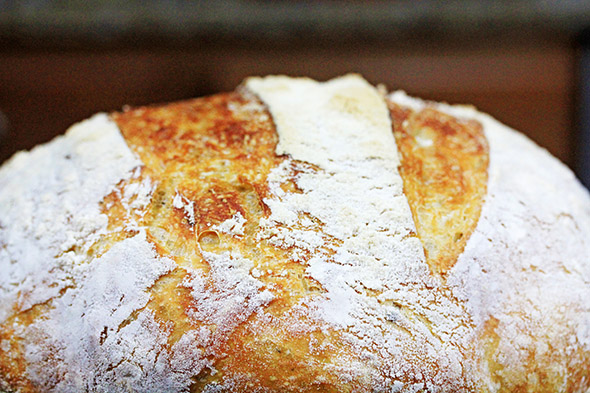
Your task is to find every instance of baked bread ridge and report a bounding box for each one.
[0,74,587,392]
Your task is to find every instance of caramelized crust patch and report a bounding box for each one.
[389,102,489,276]
[111,93,359,391]
[0,321,34,393]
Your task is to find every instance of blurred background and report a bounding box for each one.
[1,0,590,187]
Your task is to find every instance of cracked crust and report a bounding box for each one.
[1,76,589,392]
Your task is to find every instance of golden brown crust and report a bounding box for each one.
[389,102,489,276]
[478,309,590,393]
[105,90,490,392]
[0,303,46,393]
[1,80,588,393]
[0,325,30,393]
[111,93,361,392]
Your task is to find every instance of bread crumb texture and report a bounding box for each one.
[0,75,589,392]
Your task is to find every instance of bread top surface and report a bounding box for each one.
[0,75,589,393]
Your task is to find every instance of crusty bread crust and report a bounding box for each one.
[0,75,589,392]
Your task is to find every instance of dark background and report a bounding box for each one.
[1,1,590,187]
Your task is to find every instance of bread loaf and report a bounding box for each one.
[0,74,589,392]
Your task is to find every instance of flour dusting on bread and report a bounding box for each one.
[0,114,141,324]
[0,76,589,393]
[247,75,473,389]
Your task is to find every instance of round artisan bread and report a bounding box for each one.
[0,74,589,393]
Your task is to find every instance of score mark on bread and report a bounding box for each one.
[390,102,489,276]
